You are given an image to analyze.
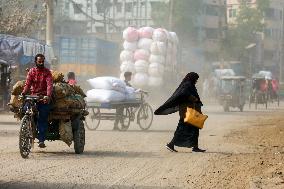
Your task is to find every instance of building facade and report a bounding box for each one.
[54,0,166,40]
[226,0,284,79]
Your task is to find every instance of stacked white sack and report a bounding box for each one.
[132,27,154,88]
[166,31,179,67]
[120,27,139,80]
[86,77,127,103]
[148,28,168,87]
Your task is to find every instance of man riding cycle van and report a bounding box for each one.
[21,54,53,148]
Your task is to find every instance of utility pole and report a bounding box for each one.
[46,0,54,46]
[168,0,174,30]
[136,0,139,27]
[218,0,224,67]
[145,0,148,26]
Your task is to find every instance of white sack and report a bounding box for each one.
[152,28,167,42]
[149,54,165,64]
[138,27,154,39]
[150,41,167,55]
[169,32,179,44]
[126,86,136,100]
[120,61,135,74]
[123,27,139,42]
[86,89,126,103]
[135,60,149,73]
[138,38,153,50]
[133,73,149,87]
[148,62,164,77]
[134,49,150,61]
[123,41,137,51]
[120,50,134,62]
[167,42,173,54]
[87,77,126,93]
[148,76,163,87]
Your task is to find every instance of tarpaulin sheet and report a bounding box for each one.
[0,34,53,65]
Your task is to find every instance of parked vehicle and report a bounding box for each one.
[86,91,153,131]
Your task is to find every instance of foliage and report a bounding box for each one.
[0,0,44,36]
[222,0,270,60]
[151,0,203,42]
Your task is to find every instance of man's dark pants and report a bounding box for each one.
[37,103,50,143]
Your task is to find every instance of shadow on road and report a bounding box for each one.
[36,150,158,159]
[93,129,174,133]
[0,181,182,189]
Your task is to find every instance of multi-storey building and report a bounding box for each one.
[54,0,166,40]
[226,0,284,79]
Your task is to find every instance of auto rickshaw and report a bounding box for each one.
[218,76,246,112]
[249,74,269,109]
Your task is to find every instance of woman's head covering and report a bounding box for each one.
[182,72,199,84]
[154,72,202,115]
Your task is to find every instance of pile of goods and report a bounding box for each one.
[86,76,136,103]
[120,26,179,88]
[8,71,87,146]
[9,71,87,117]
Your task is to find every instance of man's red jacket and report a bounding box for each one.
[22,67,53,97]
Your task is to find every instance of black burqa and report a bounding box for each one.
[155,72,202,148]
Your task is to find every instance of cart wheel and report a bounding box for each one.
[19,115,33,159]
[86,108,101,131]
[73,120,85,154]
[137,103,153,130]
[117,108,131,131]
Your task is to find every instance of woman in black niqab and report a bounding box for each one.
[154,72,206,152]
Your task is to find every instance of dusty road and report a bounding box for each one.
[0,102,283,189]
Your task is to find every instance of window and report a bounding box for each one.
[116,2,122,12]
[205,5,219,16]
[264,50,274,61]
[73,3,83,14]
[265,8,275,19]
[228,9,237,18]
[125,2,132,12]
[206,28,219,39]
[264,28,272,38]
[96,26,104,33]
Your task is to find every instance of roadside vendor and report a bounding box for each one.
[21,54,53,148]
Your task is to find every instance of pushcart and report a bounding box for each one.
[86,91,153,131]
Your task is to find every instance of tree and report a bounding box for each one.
[0,0,44,36]
[151,0,203,43]
[222,0,270,60]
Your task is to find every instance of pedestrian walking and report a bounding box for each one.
[154,72,206,152]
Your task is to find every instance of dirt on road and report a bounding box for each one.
[0,103,283,189]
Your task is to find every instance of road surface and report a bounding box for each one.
[0,102,283,189]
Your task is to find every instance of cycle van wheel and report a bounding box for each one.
[86,108,101,131]
[19,115,33,159]
[73,120,85,154]
[137,103,153,131]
